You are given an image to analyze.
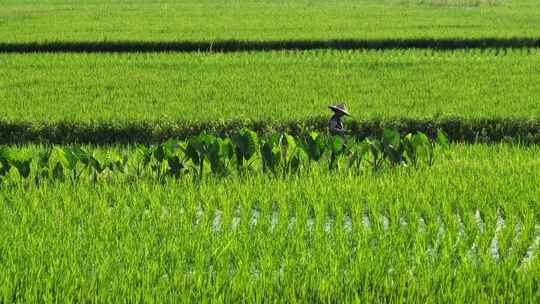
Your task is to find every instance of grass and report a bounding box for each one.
[1,144,540,301]
[1,0,539,44]
[1,49,539,125]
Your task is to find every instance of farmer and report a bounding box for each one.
[328,103,350,136]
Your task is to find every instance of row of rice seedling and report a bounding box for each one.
[1,143,539,302]
[2,49,539,126]
[1,0,538,43]
[0,129,447,183]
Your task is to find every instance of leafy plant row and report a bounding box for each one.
[0,129,448,183]
[1,38,540,53]
[1,117,538,145]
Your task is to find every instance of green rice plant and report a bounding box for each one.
[0,0,536,44]
[2,49,540,131]
[0,143,539,301]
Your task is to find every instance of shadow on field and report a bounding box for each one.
[1,38,540,53]
[1,117,540,145]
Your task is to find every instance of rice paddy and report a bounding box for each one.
[1,0,539,43]
[1,144,540,301]
[1,0,539,301]
[1,49,539,124]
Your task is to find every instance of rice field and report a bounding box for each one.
[1,0,539,43]
[1,144,540,301]
[1,49,540,124]
[2,0,540,301]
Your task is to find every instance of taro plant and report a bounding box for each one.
[0,129,449,183]
[366,137,385,171]
[41,146,106,182]
[206,137,234,175]
[152,139,188,179]
[427,129,449,166]
[47,147,80,181]
[185,134,214,177]
[185,134,234,177]
[402,129,448,167]
[261,133,304,175]
[135,144,156,178]
[70,147,106,181]
[328,135,344,170]
[381,129,405,167]
[35,149,53,182]
[347,140,370,172]
[105,151,129,174]
[0,147,32,180]
[327,135,354,170]
[301,131,327,165]
[280,133,304,174]
[402,132,429,168]
[232,129,258,172]
[9,154,32,179]
[261,134,282,175]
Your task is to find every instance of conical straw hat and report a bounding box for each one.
[328,103,351,116]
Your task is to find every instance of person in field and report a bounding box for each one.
[328,103,350,136]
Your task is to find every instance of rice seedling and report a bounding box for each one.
[1,49,539,126]
[0,144,539,301]
[0,0,537,43]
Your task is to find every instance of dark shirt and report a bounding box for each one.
[328,115,345,135]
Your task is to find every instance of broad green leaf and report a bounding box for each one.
[168,156,185,178]
[11,159,32,178]
[0,147,18,163]
[330,136,344,154]
[136,145,154,166]
[303,131,326,162]
[382,129,400,149]
[281,133,297,161]
[233,129,258,163]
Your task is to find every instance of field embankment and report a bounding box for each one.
[2,38,540,53]
[2,117,540,145]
